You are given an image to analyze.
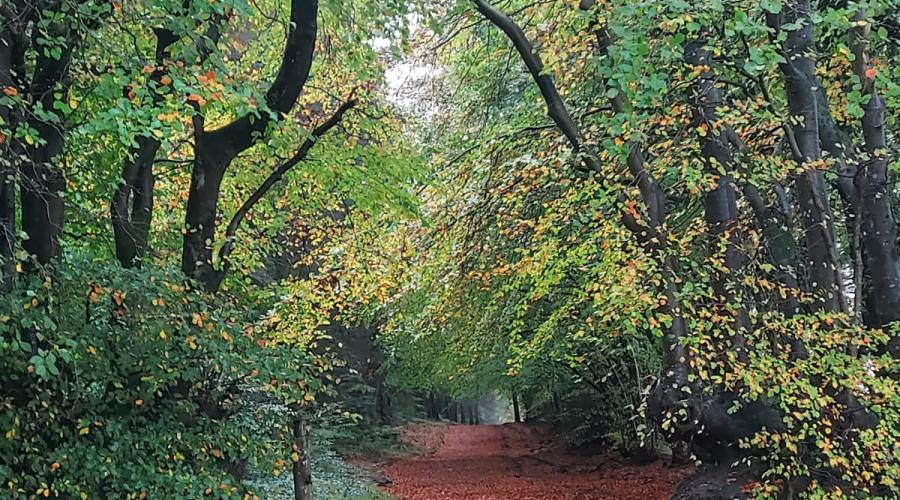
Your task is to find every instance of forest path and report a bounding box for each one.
[381,423,686,499]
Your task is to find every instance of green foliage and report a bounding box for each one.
[3,0,900,497]
[0,255,324,498]
[372,0,900,497]
[731,318,899,497]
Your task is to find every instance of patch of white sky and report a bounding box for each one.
[369,11,443,118]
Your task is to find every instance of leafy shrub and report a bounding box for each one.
[0,254,323,498]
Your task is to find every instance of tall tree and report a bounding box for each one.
[851,9,900,356]
[110,27,178,268]
[684,37,749,358]
[768,0,846,313]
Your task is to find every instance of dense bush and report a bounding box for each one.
[0,255,323,498]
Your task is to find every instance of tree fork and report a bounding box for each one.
[183,0,318,289]
[206,97,357,292]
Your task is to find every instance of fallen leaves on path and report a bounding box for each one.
[383,423,688,500]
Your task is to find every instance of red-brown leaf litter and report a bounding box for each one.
[381,423,689,499]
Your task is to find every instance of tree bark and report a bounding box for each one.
[850,12,900,356]
[292,417,312,500]
[21,15,78,265]
[183,0,318,290]
[684,38,749,360]
[512,391,521,423]
[770,0,846,314]
[742,184,808,357]
[0,168,14,277]
[111,28,179,267]
[13,0,98,266]
[0,15,22,278]
[112,134,159,267]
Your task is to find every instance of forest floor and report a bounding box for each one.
[378,422,688,500]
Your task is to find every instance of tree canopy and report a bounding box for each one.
[1,0,899,498]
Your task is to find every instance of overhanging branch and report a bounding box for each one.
[216,97,358,278]
[473,0,600,172]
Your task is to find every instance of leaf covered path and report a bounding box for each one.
[382,423,687,499]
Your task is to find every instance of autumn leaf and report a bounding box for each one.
[187,94,207,107]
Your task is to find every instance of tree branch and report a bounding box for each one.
[216,97,358,278]
[473,0,600,172]
[202,0,318,158]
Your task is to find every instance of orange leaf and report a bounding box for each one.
[187,94,207,107]
[160,75,172,86]
[865,67,877,80]
[2,86,18,97]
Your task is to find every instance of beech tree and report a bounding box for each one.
[1,0,898,497]
[377,0,899,497]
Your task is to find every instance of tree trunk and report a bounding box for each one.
[182,140,231,290]
[0,21,19,278]
[21,124,66,265]
[850,12,900,357]
[182,0,318,291]
[112,135,158,267]
[111,27,179,268]
[685,38,749,359]
[0,169,14,277]
[743,184,808,357]
[512,392,521,423]
[292,417,312,500]
[18,7,80,266]
[771,0,845,313]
